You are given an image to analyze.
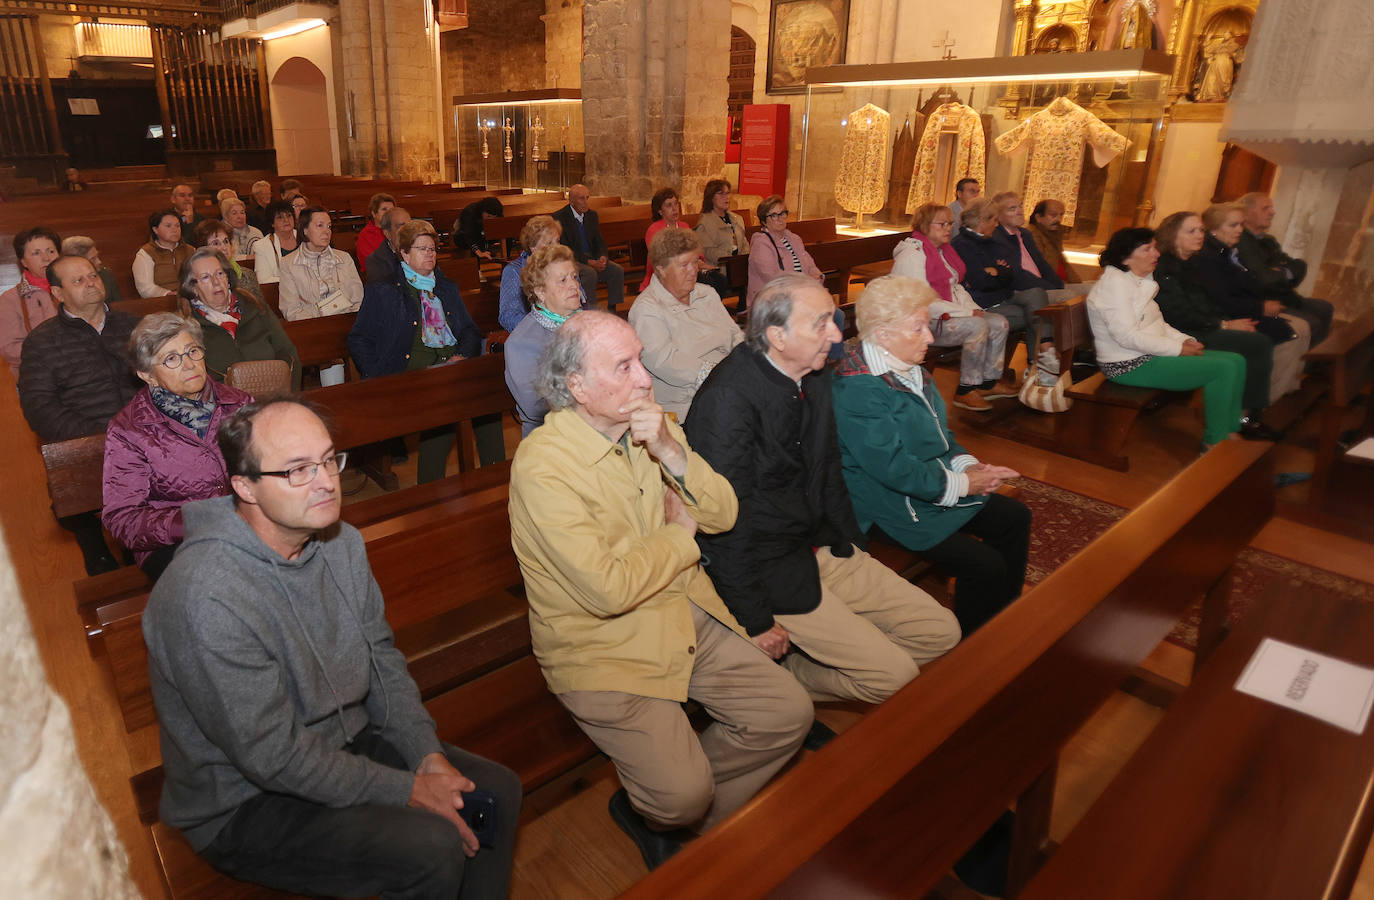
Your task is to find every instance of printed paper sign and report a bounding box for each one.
[1235,637,1374,735]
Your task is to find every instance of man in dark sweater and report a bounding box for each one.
[1238,192,1334,345]
[554,183,625,312]
[19,254,141,575]
[685,274,960,705]
[142,399,521,899]
[19,255,141,443]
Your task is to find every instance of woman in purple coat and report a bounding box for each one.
[102,312,253,580]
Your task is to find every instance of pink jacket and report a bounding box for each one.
[746,229,823,307]
[100,381,254,564]
[0,275,58,379]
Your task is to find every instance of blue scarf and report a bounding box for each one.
[149,385,216,438]
[401,261,436,292]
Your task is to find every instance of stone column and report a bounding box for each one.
[1221,0,1374,316]
[581,0,731,209]
[337,0,444,181]
[0,542,137,897]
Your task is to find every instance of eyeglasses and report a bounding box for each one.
[257,452,348,487]
[766,209,790,219]
[157,345,206,369]
[193,270,228,286]
[930,220,955,227]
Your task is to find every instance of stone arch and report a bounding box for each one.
[1033,23,1081,54]
[270,56,331,176]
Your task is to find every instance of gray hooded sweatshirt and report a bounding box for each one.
[143,494,443,850]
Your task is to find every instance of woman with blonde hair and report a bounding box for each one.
[831,274,1029,634]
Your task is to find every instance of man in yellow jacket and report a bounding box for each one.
[509,311,812,870]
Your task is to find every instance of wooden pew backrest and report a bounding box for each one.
[42,434,108,519]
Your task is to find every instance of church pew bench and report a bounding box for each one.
[959,295,1172,472]
[1019,579,1374,900]
[280,312,357,373]
[1295,311,1374,534]
[622,439,1276,899]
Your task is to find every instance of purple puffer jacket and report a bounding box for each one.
[101,381,253,564]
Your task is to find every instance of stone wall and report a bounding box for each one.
[1312,159,1374,320]
[441,0,548,177]
[0,541,136,897]
[582,0,730,208]
[545,0,584,89]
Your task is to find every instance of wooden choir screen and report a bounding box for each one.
[150,26,269,152]
[0,15,60,158]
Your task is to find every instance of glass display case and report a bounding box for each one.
[452,88,583,190]
[799,50,1174,249]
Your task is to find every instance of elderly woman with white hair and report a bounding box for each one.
[830,274,1031,635]
[629,227,742,421]
[220,196,264,259]
[102,312,254,580]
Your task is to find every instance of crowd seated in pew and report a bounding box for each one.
[12,172,1361,897]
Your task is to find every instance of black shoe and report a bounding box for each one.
[608,789,684,871]
[803,719,838,751]
[83,552,120,576]
[1240,419,1284,441]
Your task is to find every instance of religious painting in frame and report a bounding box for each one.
[766,0,850,95]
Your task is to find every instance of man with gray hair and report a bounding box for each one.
[1237,191,1334,345]
[509,310,811,869]
[246,180,273,233]
[685,274,961,707]
[364,206,412,285]
[553,183,624,312]
[18,253,141,575]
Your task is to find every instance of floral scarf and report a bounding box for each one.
[150,384,217,438]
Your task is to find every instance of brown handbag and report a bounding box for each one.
[225,359,292,396]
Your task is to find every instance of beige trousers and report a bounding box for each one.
[558,603,812,832]
[776,547,962,704]
[1271,313,1311,399]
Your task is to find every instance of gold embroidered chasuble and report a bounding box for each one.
[994,96,1130,226]
[905,102,986,214]
[834,103,891,216]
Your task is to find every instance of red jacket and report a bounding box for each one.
[355,222,385,276]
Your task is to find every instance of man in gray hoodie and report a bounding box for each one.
[143,398,520,899]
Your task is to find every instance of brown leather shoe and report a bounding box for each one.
[953,390,994,412]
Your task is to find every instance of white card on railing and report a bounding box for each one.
[1234,637,1374,735]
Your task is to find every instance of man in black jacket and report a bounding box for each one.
[685,274,960,705]
[364,206,410,285]
[1237,192,1333,345]
[553,184,625,312]
[19,253,142,575]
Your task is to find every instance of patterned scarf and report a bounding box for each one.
[190,292,242,338]
[150,384,217,438]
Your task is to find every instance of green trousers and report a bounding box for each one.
[1193,328,1273,410]
[1108,350,1245,445]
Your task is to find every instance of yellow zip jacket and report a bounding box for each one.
[509,408,745,701]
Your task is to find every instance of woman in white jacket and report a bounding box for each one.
[892,203,1014,411]
[1086,227,1246,448]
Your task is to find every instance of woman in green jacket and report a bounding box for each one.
[831,275,1030,634]
[177,247,301,390]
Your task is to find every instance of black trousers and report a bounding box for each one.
[201,731,521,900]
[918,493,1031,635]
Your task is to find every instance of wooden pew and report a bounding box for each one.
[281,312,356,372]
[1293,311,1374,537]
[1019,580,1374,900]
[622,439,1276,899]
[960,296,1170,471]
